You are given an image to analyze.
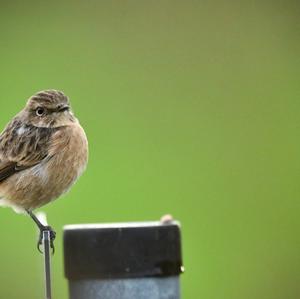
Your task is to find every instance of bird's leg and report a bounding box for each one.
[26,210,56,254]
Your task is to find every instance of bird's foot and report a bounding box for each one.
[37,226,56,255]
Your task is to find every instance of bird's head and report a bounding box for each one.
[22,90,76,128]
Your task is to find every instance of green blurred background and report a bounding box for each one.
[0,1,299,298]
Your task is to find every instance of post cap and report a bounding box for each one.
[63,220,183,280]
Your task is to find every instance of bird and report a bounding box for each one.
[0,90,88,252]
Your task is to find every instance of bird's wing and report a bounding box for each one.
[0,117,62,183]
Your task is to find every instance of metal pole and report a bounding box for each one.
[63,218,184,299]
[37,213,52,299]
[43,230,52,299]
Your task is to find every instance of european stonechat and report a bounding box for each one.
[0,90,88,251]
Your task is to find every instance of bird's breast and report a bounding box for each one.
[46,123,88,198]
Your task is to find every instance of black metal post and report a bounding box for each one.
[63,220,184,299]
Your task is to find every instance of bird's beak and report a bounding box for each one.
[57,105,70,112]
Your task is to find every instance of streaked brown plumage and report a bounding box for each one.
[0,90,88,250]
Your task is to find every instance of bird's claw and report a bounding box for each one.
[37,226,56,255]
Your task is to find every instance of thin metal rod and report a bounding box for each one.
[43,230,52,299]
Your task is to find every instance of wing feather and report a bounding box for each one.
[0,117,60,183]
[0,161,18,182]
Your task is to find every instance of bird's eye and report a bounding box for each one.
[36,107,45,116]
